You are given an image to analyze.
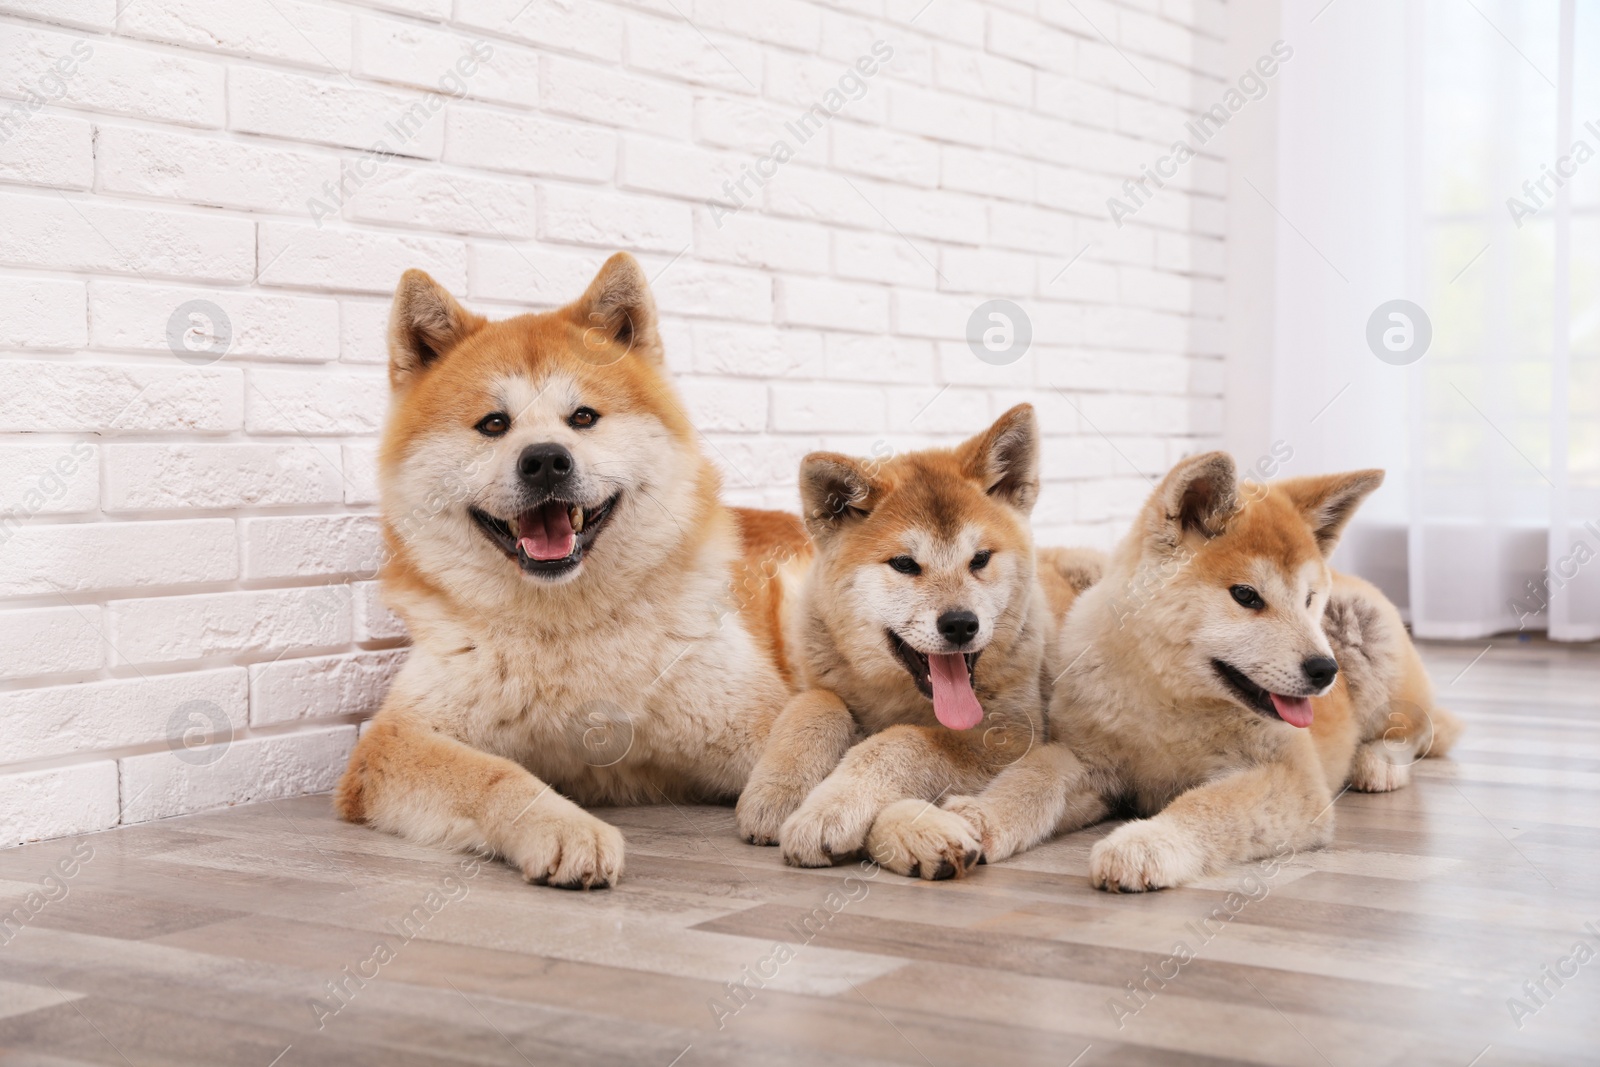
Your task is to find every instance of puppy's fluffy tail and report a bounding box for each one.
[1035,546,1108,620]
[1421,705,1463,759]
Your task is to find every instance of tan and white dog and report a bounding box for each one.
[934,451,1461,891]
[735,406,1104,879]
[334,254,809,889]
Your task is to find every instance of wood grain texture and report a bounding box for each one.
[0,638,1596,1066]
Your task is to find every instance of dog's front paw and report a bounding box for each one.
[780,795,874,868]
[509,809,625,890]
[1347,740,1412,793]
[735,777,810,846]
[866,799,981,880]
[941,794,1004,860]
[1089,819,1205,893]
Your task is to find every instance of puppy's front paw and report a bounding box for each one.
[941,794,1003,861]
[1347,740,1411,793]
[780,795,874,868]
[866,799,981,880]
[509,810,625,890]
[735,777,809,846]
[1089,819,1205,893]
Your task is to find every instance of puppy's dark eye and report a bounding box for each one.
[1306,591,1315,608]
[888,556,921,576]
[971,550,992,571]
[476,412,510,437]
[568,407,600,429]
[1230,584,1265,610]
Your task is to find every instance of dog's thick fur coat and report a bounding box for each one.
[735,407,1104,879]
[937,452,1461,891]
[334,255,807,888]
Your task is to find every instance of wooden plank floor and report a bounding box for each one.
[2,637,1598,1066]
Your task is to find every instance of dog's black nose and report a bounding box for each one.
[518,443,574,491]
[1303,656,1338,689]
[937,610,981,647]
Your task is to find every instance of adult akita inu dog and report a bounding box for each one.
[735,405,1103,879]
[334,254,807,889]
[934,451,1461,891]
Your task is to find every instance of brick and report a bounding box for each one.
[679,377,769,433]
[108,586,353,665]
[0,519,238,597]
[695,0,820,50]
[241,515,384,579]
[0,441,98,515]
[778,276,889,333]
[939,247,1037,295]
[229,66,445,159]
[761,50,890,127]
[340,299,391,364]
[118,725,356,823]
[934,45,1033,106]
[103,443,342,511]
[889,85,990,146]
[89,281,339,362]
[693,96,791,151]
[693,323,824,379]
[0,25,224,127]
[356,16,538,107]
[772,383,886,433]
[244,369,388,435]
[0,667,246,764]
[989,10,1081,71]
[695,207,830,275]
[541,56,691,138]
[94,125,338,215]
[885,0,984,43]
[249,649,406,726]
[825,333,936,384]
[0,275,85,348]
[0,113,92,188]
[352,580,405,640]
[343,441,381,504]
[540,185,692,254]
[942,145,1034,202]
[0,191,253,281]
[647,258,772,323]
[763,165,882,229]
[0,763,118,846]
[454,0,623,62]
[445,106,616,182]
[468,243,606,306]
[119,0,353,69]
[830,121,939,187]
[0,604,105,679]
[0,361,242,433]
[342,164,538,238]
[626,15,762,93]
[0,0,115,29]
[256,222,467,294]
[621,136,745,202]
[832,229,936,288]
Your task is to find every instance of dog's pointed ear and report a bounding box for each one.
[570,252,662,365]
[389,270,484,389]
[958,404,1040,514]
[800,452,880,545]
[1278,470,1385,557]
[1146,451,1238,550]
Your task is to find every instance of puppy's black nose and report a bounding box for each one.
[518,443,574,492]
[1303,656,1338,689]
[937,610,980,647]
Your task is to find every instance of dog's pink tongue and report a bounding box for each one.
[928,653,984,731]
[1271,693,1315,729]
[517,504,575,561]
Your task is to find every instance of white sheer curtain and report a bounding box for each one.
[1270,0,1600,640]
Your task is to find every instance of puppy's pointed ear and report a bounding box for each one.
[1146,451,1238,550]
[1278,470,1385,557]
[389,270,484,389]
[958,404,1040,514]
[570,252,662,365]
[800,452,880,545]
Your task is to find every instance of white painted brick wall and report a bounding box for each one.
[0,0,1229,845]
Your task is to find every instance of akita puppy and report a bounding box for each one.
[933,452,1462,891]
[334,254,808,889]
[736,405,1103,879]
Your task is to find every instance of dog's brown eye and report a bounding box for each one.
[568,407,600,429]
[1231,584,1265,610]
[888,556,921,576]
[1306,591,1315,608]
[971,550,992,571]
[476,412,510,437]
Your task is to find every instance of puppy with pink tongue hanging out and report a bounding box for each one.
[734,405,1105,879]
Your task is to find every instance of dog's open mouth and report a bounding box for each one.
[470,494,620,578]
[888,631,984,731]
[1212,659,1315,729]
